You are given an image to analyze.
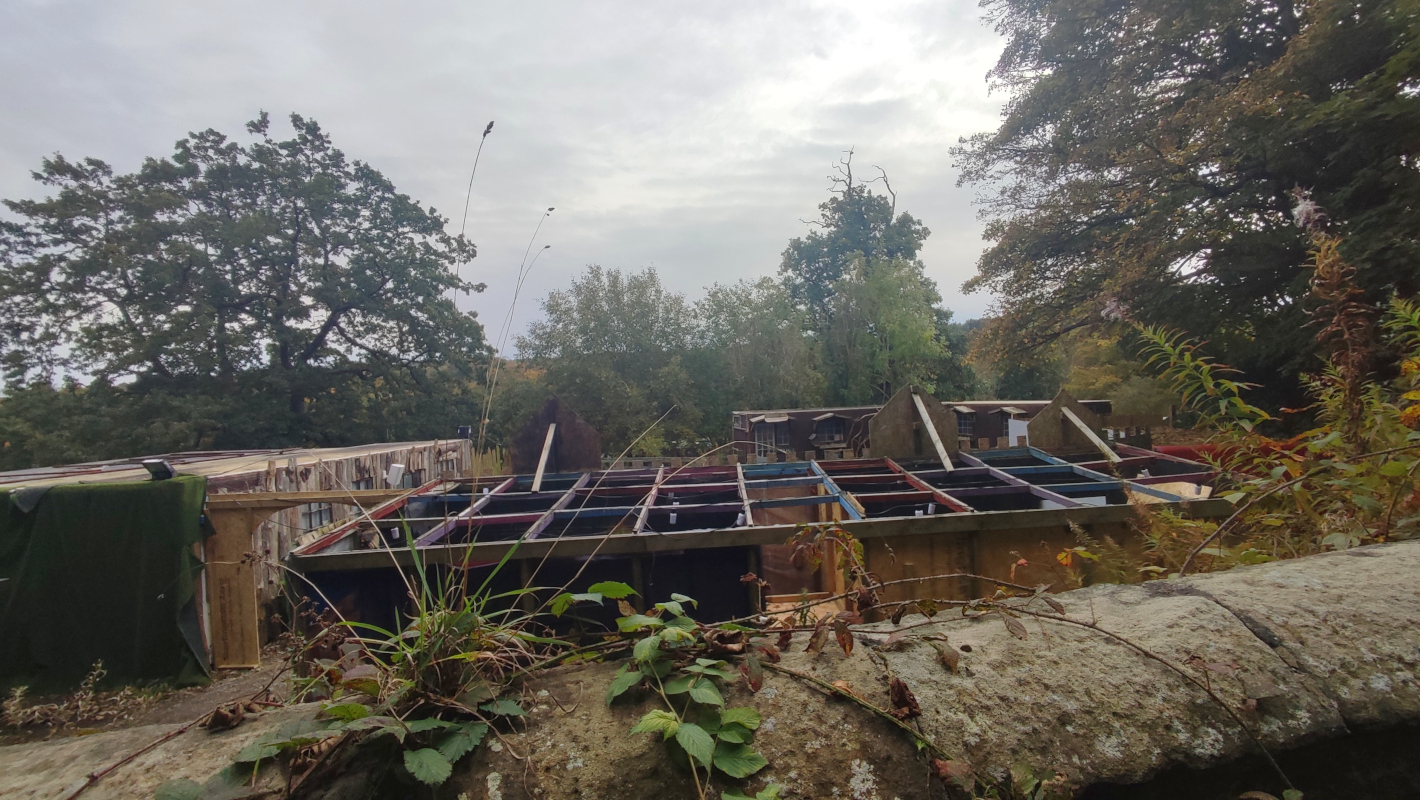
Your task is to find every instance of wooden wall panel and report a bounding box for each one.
[207,508,261,668]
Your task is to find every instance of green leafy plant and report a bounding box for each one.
[1137,325,1273,433]
[722,785,784,800]
[1127,257,1420,575]
[158,525,565,798]
[601,592,773,800]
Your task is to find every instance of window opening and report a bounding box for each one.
[754,424,776,458]
[957,414,975,438]
[815,417,846,444]
[300,502,334,531]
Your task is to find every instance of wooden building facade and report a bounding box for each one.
[730,399,1116,461]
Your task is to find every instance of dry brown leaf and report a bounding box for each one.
[806,619,829,654]
[889,677,921,720]
[1043,596,1065,615]
[930,759,975,790]
[204,702,245,730]
[931,640,960,674]
[998,610,1028,640]
[617,600,636,617]
[833,619,854,657]
[775,630,793,652]
[741,654,764,693]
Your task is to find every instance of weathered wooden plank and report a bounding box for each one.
[206,508,261,669]
[292,498,1233,572]
[206,489,407,511]
[635,465,666,534]
[531,423,557,493]
[735,463,755,528]
[886,458,973,513]
[1062,405,1122,463]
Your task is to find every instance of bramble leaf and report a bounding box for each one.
[589,580,637,598]
[344,715,405,740]
[436,722,487,762]
[641,658,674,679]
[720,707,762,729]
[717,622,757,632]
[670,592,698,608]
[712,741,768,777]
[665,614,697,631]
[322,702,370,722]
[606,665,642,705]
[660,625,697,645]
[631,709,680,739]
[618,614,665,632]
[404,748,452,785]
[550,592,578,617]
[676,722,716,767]
[806,619,829,654]
[664,674,697,695]
[689,678,725,707]
[234,738,282,763]
[405,718,454,733]
[480,699,526,717]
[634,633,664,662]
[715,722,754,743]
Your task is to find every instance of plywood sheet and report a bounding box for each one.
[207,508,261,668]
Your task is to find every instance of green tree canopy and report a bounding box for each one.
[822,257,971,405]
[956,0,1420,409]
[780,151,930,326]
[695,278,825,413]
[0,112,487,457]
[516,266,704,455]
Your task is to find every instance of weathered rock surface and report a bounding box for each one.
[2,540,1417,799]
[0,706,303,800]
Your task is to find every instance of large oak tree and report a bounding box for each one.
[0,113,488,461]
[956,0,1420,408]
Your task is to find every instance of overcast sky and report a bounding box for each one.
[0,1,1008,355]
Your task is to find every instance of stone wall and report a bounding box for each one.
[3,540,1417,799]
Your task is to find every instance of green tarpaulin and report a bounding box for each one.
[0,475,210,689]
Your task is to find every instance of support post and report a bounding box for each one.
[531,423,557,492]
[735,463,755,528]
[1061,406,1122,464]
[911,390,954,472]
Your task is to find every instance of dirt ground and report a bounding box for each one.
[1,644,291,746]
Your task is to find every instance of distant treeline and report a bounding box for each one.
[6,0,1410,465]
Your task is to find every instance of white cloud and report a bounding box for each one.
[0,0,1006,353]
